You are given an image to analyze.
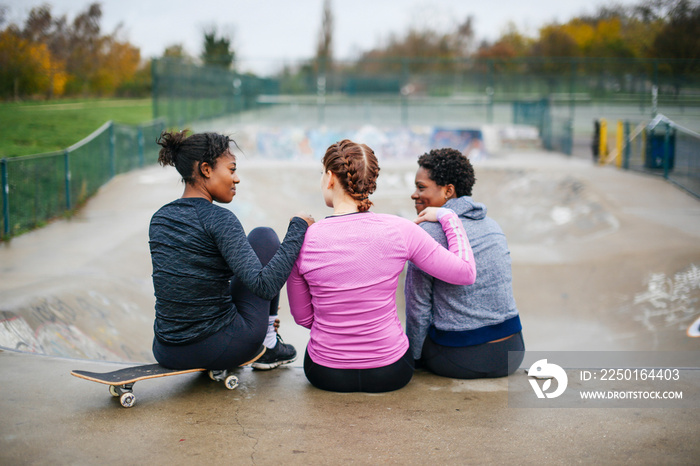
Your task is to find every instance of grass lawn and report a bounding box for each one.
[0,98,153,157]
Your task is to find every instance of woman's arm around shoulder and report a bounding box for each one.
[401,207,476,286]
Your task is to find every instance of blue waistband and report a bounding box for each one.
[428,315,522,347]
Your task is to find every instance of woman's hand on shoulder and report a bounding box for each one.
[415,207,454,224]
[414,206,439,224]
[292,212,315,226]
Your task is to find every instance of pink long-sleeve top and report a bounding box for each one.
[287,210,476,369]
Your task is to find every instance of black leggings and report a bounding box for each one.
[153,227,280,370]
[421,332,525,379]
[303,348,414,393]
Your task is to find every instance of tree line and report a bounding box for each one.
[0,3,147,99]
[1,0,698,101]
[0,2,242,100]
[351,0,698,73]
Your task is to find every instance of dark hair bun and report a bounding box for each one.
[156,130,190,167]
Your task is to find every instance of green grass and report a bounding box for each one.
[0,98,153,157]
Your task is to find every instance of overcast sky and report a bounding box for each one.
[3,0,643,74]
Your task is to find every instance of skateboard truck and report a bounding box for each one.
[108,384,137,408]
[101,371,239,408]
[208,369,239,390]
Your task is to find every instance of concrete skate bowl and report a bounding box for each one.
[469,165,700,352]
[0,278,156,363]
[371,159,700,352]
[1,136,699,363]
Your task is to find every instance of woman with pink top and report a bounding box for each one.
[287,139,477,392]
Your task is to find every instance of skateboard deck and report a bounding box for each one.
[71,347,265,408]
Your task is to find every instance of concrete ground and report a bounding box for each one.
[1,147,699,464]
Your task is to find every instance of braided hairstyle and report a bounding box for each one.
[156,129,233,185]
[322,139,380,212]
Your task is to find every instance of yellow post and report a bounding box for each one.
[599,118,608,165]
[616,120,623,167]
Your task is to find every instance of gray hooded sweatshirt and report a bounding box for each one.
[405,196,521,360]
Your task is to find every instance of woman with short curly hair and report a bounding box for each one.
[406,147,524,379]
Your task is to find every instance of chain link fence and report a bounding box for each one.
[611,115,700,198]
[151,56,699,197]
[1,119,165,239]
[4,57,699,240]
[153,56,699,150]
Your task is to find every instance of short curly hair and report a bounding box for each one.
[417,148,475,197]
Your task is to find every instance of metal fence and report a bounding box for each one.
[1,119,165,240]
[511,98,573,154]
[151,56,699,197]
[153,56,699,157]
[153,57,700,119]
[5,57,698,240]
[152,58,278,127]
[597,114,700,198]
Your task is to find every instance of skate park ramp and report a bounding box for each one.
[1,147,699,360]
[1,133,700,464]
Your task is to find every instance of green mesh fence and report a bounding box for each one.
[1,119,165,240]
[1,151,66,236]
[668,125,700,197]
[68,122,113,208]
[150,56,698,197]
[153,57,698,152]
[622,116,700,198]
[152,58,276,127]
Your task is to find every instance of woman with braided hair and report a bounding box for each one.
[287,139,477,392]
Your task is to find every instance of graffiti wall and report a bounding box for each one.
[236,125,485,161]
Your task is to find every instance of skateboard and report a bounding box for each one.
[71,347,265,408]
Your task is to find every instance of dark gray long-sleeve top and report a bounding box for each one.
[149,197,308,345]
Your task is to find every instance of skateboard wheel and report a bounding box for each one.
[109,385,119,397]
[120,392,136,408]
[224,375,239,390]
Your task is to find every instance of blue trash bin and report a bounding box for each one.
[645,128,675,170]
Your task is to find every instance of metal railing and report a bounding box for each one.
[1,119,165,240]
[598,114,700,199]
[152,57,700,125]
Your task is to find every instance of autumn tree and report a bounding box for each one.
[651,0,700,92]
[13,5,68,98]
[0,2,142,98]
[475,23,532,62]
[163,44,194,62]
[0,27,65,99]
[356,28,462,75]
